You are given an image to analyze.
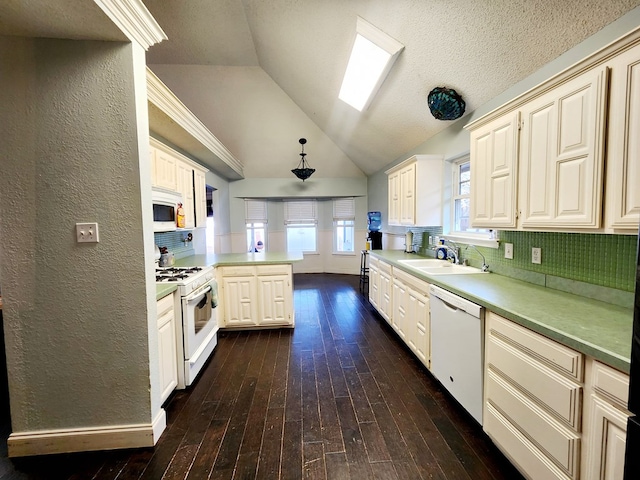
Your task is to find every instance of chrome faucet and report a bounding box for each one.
[465,244,489,272]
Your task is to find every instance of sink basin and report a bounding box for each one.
[398,258,485,275]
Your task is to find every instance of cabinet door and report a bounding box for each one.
[157,294,177,404]
[388,172,400,226]
[176,160,195,229]
[155,148,178,191]
[257,274,293,326]
[520,65,608,229]
[392,278,407,340]
[369,261,380,309]
[470,112,520,228]
[408,286,430,368]
[379,269,393,323]
[222,276,256,326]
[399,163,416,225]
[606,44,640,230]
[194,169,207,228]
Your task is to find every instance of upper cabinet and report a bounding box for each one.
[520,65,608,229]
[470,111,520,228]
[466,35,640,233]
[385,155,443,227]
[150,137,208,229]
[606,44,640,230]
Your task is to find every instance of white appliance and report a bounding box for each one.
[429,284,485,424]
[156,266,218,388]
[152,188,183,232]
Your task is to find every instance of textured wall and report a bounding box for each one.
[0,37,153,431]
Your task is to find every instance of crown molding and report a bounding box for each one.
[93,0,167,49]
[147,68,244,180]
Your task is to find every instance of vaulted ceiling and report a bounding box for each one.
[3,1,640,178]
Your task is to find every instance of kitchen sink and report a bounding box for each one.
[398,258,486,275]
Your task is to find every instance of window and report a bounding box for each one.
[447,158,496,247]
[245,199,267,252]
[285,200,317,253]
[333,198,355,253]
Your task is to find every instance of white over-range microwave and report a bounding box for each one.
[152,187,183,232]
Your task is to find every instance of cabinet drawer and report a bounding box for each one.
[220,265,255,277]
[591,361,629,409]
[487,312,583,381]
[393,268,430,292]
[486,370,580,476]
[485,403,572,480]
[157,293,174,317]
[378,260,392,275]
[256,264,291,276]
[487,335,582,429]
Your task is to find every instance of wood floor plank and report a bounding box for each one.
[256,407,285,480]
[324,452,350,480]
[342,367,375,424]
[303,442,326,480]
[301,350,322,443]
[312,352,345,454]
[185,418,229,480]
[281,419,302,480]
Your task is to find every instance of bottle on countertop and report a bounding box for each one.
[176,202,185,228]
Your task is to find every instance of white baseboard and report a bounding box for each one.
[8,409,167,457]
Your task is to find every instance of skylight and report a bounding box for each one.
[339,17,404,111]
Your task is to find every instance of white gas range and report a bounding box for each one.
[156,265,218,389]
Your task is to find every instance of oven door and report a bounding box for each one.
[181,280,218,385]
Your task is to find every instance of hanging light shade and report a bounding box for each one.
[291,138,315,181]
[427,87,466,121]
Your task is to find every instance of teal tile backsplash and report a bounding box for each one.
[154,231,195,259]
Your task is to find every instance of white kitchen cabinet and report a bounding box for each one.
[392,268,430,368]
[470,111,520,228]
[218,264,294,328]
[377,259,393,324]
[176,160,195,229]
[606,43,640,231]
[194,169,207,228]
[385,155,443,227]
[368,256,380,310]
[519,65,608,229]
[582,360,630,480]
[484,311,584,479]
[157,292,178,404]
[150,142,178,191]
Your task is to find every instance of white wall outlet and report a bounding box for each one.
[504,243,514,259]
[532,247,541,264]
[76,222,100,243]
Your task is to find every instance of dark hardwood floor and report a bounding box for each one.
[0,274,523,479]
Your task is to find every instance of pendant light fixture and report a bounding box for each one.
[291,138,315,181]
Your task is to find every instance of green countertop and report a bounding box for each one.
[156,252,303,300]
[369,250,633,374]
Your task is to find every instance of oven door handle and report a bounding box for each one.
[185,284,212,303]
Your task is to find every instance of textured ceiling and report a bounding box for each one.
[144,0,640,176]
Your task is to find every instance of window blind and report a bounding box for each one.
[333,198,355,219]
[245,199,267,222]
[284,200,317,224]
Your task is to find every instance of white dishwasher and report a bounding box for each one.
[429,284,485,425]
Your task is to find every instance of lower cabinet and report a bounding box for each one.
[484,311,583,480]
[378,259,393,323]
[157,292,178,404]
[581,360,630,480]
[218,264,294,328]
[392,268,430,368]
[368,256,380,310]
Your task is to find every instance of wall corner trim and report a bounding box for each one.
[7,410,167,457]
[93,0,168,50]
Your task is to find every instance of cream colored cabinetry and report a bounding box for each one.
[392,268,430,368]
[519,65,608,229]
[582,360,630,480]
[606,43,640,231]
[385,155,443,227]
[218,264,294,328]
[150,143,178,191]
[377,259,393,323]
[157,293,178,404]
[368,256,380,310]
[176,160,195,229]
[194,169,207,228]
[470,112,520,228]
[484,311,584,480]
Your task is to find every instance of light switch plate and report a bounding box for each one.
[76,223,99,243]
[532,247,541,264]
[504,243,513,259]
